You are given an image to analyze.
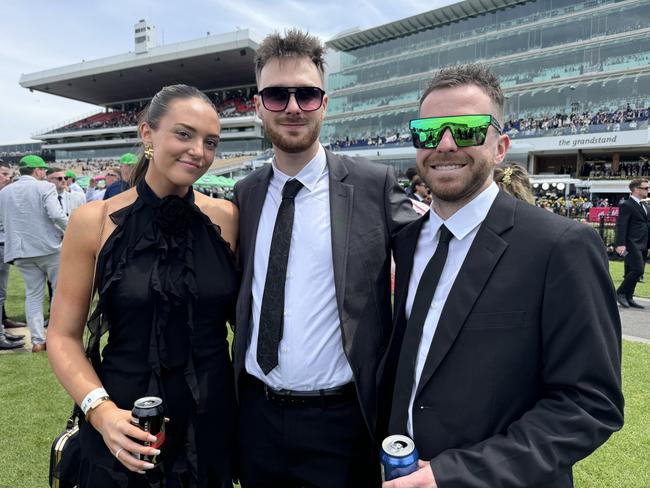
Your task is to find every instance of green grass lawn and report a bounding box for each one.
[1,267,648,486]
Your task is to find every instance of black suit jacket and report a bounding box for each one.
[232,149,416,436]
[384,191,624,487]
[615,197,649,250]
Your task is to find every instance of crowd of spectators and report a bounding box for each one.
[215,96,255,118]
[504,105,650,138]
[50,110,140,133]
[47,94,257,134]
[325,102,650,150]
[578,160,650,179]
[326,131,412,150]
[535,194,597,217]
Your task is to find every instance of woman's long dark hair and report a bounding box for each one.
[131,85,217,186]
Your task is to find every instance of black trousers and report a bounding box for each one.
[237,374,378,488]
[618,246,645,298]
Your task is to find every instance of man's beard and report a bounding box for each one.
[265,118,322,154]
[420,153,494,203]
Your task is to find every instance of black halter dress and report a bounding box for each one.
[78,179,238,488]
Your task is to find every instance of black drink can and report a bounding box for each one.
[131,396,166,465]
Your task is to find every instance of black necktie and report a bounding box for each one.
[57,195,63,209]
[257,179,304,375]
[390,225,453,432]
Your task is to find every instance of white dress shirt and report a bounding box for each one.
[406,183,499,435]
[246,144,354,390]
[68,182,84,194]
[85,186,106,202]
[58,190,86,216]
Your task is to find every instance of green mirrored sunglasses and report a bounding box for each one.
[409,114,503,149]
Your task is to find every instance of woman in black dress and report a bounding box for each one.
[48,85,239,487]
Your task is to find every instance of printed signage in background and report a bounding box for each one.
[588,207,619,223]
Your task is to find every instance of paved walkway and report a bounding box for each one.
[619,297,650,344]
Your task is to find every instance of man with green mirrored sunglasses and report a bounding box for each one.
[409,114,503,149]
[381,64,623,488]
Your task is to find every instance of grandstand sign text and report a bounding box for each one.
[557,135,618,148]
[510,130,650,153]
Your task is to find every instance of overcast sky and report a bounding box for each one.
[0,0,460,145]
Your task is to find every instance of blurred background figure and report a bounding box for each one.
[85,173,113,202]
[409,175,431,205]
[0,155,68,352]
[65,170,84,194]
[47,167,86,216]
[0,159,26,350]
[404,166,418,199]
[103,152,138,199]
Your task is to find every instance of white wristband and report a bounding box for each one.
[81,387,109,415]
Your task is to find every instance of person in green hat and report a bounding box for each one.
[18,154,50,176]
[103,152,138,199]
[64,170,84,194]
[0,154,67,352]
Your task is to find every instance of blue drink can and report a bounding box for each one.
[380,434,419,481]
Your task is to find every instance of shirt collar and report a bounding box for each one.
[271,144,327,193]
[427,182,499,242]
[630,195,642,204]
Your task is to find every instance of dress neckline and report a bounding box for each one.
[136,177,195,208]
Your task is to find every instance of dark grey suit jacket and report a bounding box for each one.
[384,191,624,487]
[232,149,416,436]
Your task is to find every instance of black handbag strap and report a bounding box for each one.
[68,202,109,426]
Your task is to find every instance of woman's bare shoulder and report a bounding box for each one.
[195,192,238,225]
[67,190,138,248]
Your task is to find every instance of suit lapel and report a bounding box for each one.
[327,151,353,351]
[634,199,648,221]
[238,165,272,340]
[243,165,272,269]
[393,214,428,325]
[415,191,516,398]
[382,214,427,392]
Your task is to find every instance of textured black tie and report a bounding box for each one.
[57,195,63,209]
[390,225,453,432]
[257,179,304,374]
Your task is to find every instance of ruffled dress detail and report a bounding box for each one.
[79,179,239,488]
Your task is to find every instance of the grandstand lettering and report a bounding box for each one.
[553,135,621,149]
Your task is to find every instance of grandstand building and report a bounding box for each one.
[20,22,265,173]
[324,0,650,197]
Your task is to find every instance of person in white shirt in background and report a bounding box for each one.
[85,169,119,202]
[65,170,84,194]
[47,167,86,216]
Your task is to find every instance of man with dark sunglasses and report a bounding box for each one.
[232,29,416,487]
[103,152,137,199]
[46,167,85,216]
[382,64,623,487]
